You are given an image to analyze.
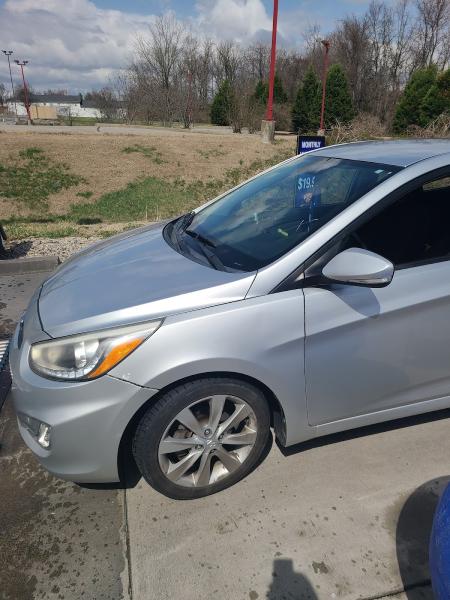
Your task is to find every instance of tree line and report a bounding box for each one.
[110,0,449,132]
[4,0,449,133]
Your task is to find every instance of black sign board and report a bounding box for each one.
[296,135,326,155]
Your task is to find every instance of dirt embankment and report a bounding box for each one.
[0,129,294,219]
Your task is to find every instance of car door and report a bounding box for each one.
[304,171,450,426]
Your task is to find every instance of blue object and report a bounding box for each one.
[430,483,450,598]
[296,134,326,155]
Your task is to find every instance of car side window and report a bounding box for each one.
[345,173,450,268]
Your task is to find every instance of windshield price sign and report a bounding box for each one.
[294,172,320,208]
[296,135,326,155]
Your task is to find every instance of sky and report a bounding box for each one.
[0,0,378,93]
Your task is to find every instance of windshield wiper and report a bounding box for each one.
[170,212,195,251]
[184,228,217,248]
[171,215,229,271]
[176,211,195,233]
[183,229,228,270]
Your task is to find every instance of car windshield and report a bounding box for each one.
[166,155,401,272]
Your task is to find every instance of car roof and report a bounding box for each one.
[313,139,450,167]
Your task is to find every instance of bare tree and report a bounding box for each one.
[215,41,242,85]
[332,15,372,113]
[412,0,450,68]
[389,0,414,87]
[196,38,214,110]
[135,14,186,124]
[246,43,270,81]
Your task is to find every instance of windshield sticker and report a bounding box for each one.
[295,174,319,208]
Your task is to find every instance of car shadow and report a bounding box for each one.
[278,408,450,457]
[396,476,450,599]
[266,558,318,599]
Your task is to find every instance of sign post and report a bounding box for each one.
[261,0,278,144]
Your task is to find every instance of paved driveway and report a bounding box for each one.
[1,264,449,599]
[126,413,449,600]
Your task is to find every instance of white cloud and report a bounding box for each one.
[0,0,155,91]
[0,0,306,92]
[194,0,272,41]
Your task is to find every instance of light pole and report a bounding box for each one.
[2,50,17,117]
[262,0,278,143]
[15,59,31,123]
[319,40,330,134]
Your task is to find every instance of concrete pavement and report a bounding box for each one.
[125,412,450,600]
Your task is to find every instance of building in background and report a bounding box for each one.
[5,93,124,121]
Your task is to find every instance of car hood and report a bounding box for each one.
[39,223,256,338]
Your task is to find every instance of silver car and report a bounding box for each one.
[10,139,450,499]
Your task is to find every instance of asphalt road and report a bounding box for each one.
[1,263,449,599]
[0,123,247,137]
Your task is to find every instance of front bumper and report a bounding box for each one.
[9,310,158,483]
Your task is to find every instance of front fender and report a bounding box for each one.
[109,292,312,446]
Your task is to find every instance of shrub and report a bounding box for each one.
[210,80,233,126]
[253,75,288,105]
[420,68,450,125]
[325,64,355,127]
[392,66,437,133]
[327,114,387,145]
[292,66,321,133]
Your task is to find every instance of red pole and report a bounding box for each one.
[16,60,31,122]
[21,65,31,121]
[265,0,279,121]
[319,40,330,131]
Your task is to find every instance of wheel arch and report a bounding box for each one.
[117,371,287,485]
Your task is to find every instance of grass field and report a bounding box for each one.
[0,130,295,239]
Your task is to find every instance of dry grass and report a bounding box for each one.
[0,130,295,220]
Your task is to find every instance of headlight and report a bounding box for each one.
[29,320,162,381]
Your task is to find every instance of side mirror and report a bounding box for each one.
[322,248,394,288]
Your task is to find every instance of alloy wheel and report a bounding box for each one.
[157,394,258,488]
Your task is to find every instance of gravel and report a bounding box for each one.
[7,237,101,262]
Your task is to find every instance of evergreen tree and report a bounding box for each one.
[210,80,233,125]
[420,68,450,125]
[324,64,355,127]
[392,66,437,133]
[254,79,266,104]
[253,74,288,105]
[273,74,288,104]
[291,66,321,132]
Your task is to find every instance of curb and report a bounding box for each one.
[0,255,60,275]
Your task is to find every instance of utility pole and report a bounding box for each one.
[15,59,31,123]
[261,0,278,144]
[2,50,17,117]
[319,40,330,135]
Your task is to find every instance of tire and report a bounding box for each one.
[132,377,271,500]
